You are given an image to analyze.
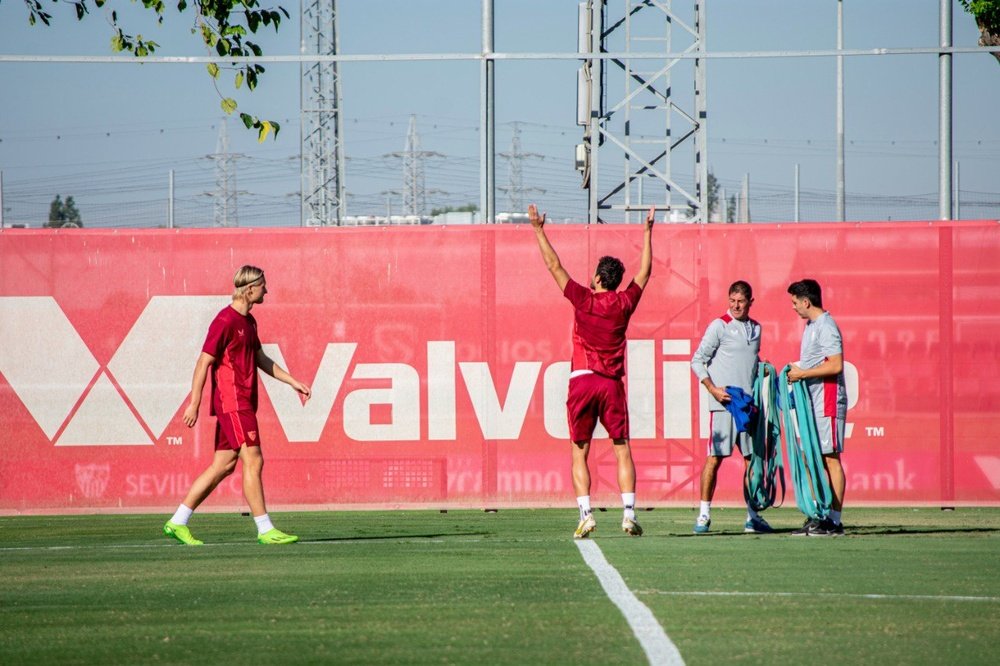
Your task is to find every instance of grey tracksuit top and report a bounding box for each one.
[690,312,762,412]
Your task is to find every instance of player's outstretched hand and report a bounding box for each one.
[528,203,546,229]
[645,205,656,230]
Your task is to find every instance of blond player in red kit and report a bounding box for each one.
[163,265,311,546]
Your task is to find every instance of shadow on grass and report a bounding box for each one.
[306,531,494,543]
[670,526,1000,537]
[839,525,1000,536]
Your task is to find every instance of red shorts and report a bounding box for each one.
[215,410,262,451]
[566,372,629,442]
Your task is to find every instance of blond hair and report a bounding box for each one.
[232,265,265,301]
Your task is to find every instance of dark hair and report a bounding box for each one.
[595,256,625,291]
[787,278,823,308]
[729,280,753,300]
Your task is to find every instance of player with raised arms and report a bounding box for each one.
[530,203,654,538]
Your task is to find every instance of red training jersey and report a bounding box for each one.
[202,305,262,416]
[563,278,643,379]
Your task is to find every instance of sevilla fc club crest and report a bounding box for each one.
[248,431,257,442]
[75,464,110,499]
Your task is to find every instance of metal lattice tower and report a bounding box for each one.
[580,0,708,223]
[210,120,239,227]
[387,116,443,217]
[498,122,544,213]
[300,0,346,226]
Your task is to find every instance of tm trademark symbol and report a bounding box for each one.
[865,426,885,437]
[166,436,183,446]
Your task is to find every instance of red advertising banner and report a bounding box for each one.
[1,221,998,512]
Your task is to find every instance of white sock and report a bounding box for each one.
[622,492,636,521]
[254,513,275,535]
[699,501,711,518]
[747,505,761,521]
[170,504,194,526]
[577,496,592,520]
[830,509,842,525]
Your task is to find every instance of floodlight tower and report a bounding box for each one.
[300,0,346,226]
[578,0,708,223]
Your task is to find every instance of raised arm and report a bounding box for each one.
[633,206,655,289]
[256,348,312,401]
[529,203,571,292]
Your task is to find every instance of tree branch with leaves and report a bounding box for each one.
[17,0,289,141]
[959,0,1000,66]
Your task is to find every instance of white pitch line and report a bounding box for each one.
[637,589,1000,603]
[575,540,685,666]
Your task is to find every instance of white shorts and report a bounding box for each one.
[815,416,846,455]
[707,411,751,458]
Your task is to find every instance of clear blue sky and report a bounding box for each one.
[0,0,997,226]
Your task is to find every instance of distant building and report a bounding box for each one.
[432,211,480,225]
[495,212,529,224]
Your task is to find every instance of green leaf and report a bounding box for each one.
[240,113,255,130]
[207,62,220,78]
[271,121,281,139]
[221,98,238,115]
[234,70,244,89]
[257,120,273,143]
[216,39,229,57]
[177,0,187,11]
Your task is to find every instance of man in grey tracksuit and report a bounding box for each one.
[690,280,773,535]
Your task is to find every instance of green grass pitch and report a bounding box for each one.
[2,507,999,664]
